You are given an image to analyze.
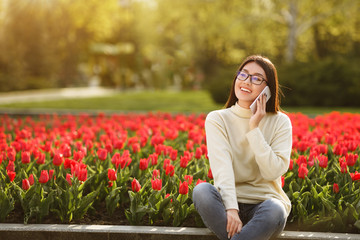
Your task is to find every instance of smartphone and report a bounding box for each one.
[250,86,271,114]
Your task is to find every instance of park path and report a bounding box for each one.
[0,87,116,105]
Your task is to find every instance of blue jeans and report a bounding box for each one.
[192,183,287,240]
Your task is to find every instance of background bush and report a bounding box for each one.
[278,57,360,107]
[206,57,360,107]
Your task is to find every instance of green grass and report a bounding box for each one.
[0,91,223,113]
[0,90,359,114]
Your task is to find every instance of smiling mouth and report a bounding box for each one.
[240,87,252,93]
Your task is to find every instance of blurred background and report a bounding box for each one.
[0,0,359,108]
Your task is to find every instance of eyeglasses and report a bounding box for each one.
[236,71,267,85]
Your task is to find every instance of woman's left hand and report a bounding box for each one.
[249,93,267,130]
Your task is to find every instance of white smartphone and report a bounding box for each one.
[250,86,271,114]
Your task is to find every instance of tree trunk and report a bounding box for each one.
[285,0,297,63]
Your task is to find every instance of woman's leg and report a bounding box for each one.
[192,182,228,240]
[232,199,287,240]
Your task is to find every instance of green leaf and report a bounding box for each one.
[0,190,15,221]
[105,187,121,215]
[159,196,172,213]
[73,184,102,220]
[354,220,360,230]
[38,191,55,222]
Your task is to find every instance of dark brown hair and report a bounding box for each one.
[224,55,281,113]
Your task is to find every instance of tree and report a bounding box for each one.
[270,0,356,63]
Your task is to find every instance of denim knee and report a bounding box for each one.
[192,182,216,208]
[260,199,287,230]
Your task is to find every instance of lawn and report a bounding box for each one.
[0,90,359,114]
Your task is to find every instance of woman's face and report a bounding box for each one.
[234,61,267,109]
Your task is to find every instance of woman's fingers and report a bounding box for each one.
[226,210,243,239]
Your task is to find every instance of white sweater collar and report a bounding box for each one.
[230,102,252,118]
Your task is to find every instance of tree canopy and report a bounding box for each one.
[0,0,359,92]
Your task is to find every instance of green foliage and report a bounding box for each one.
[205,66,235,105]
[0,188,15,222]
[285,147,360,232]
[279,57,360,107]
[0,0,359,92]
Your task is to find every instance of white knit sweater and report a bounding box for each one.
[205,103,292,216]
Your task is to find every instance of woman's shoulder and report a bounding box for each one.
[206,108,230,122]
[267,111,292,128]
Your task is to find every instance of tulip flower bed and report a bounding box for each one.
[0,112,359,233]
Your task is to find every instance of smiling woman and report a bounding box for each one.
[193,55,292,240]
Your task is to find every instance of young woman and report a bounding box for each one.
[193,55,292,240]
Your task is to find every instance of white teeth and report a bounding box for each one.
[241,88,251,93]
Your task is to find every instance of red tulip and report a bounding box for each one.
[152,169,160,180]
[163,158,171,170]
[108,168,117,181]
[195,147,202,159]
[186,140,194,151]
[281,176,285,188]
[53,152,64,166]
[114,139,124,150]
[207,168,213,179]
[66,174,72,185]
[289,159,294,170]
[312,144,328,155]
[317,155,328,168]
[131,143,140,153]
[339,157,348,173]
[334,144,348,156]
[333,183,339,193]
[73,151,84,162]
[118,150,132,169]
[21,151,31,164]
[105,143,113,153]
[64,158,74,169]
[28,174,34,185]
[77,168,87,181]
[49,169,55,180]
[346,153,358,167]
[179,181,189,195]
[350,171,360,181]
[131,178,141,192]
[61,144,72,158]
[165,164,175,177]
[7,148,16,161]
[8,171,16,182]
[111,152,120,165]
[307,151,317,167]
[184,175,193,185]
[22,179,30,190]
[155,144,165,155]
[139,158,148,171]
[170,149,178,161]
[97,148,108,161]
[149,153,158,166]
[296,155,307,166]
[151,178,162,191]
[39,170,49,184]
[36,152,45,164]
[298,164,308,179]
[180,156,189,168]
[6,161,15,172]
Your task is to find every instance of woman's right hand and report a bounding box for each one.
[226,209,243,239]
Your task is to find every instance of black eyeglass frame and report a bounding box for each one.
[236,71,268,85]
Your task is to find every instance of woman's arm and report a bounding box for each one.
[205,111,239,211]
[246,115,292,181]
[205,112,243,238]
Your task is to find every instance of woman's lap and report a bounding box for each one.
[192,183,287,240]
